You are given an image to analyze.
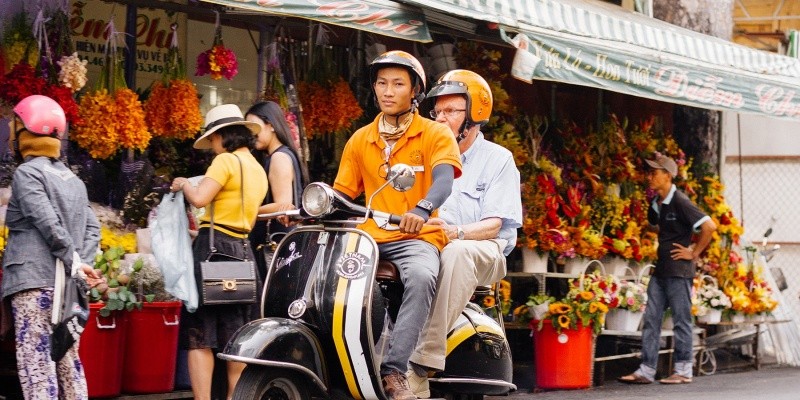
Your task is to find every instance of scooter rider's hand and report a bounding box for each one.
[400,211,426,234]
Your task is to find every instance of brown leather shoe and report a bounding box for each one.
[382,370,417,400]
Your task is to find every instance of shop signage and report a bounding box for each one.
[69,0,187,89]
[403,0,800,121]
[199,0,431,42]
[503,30,800,120]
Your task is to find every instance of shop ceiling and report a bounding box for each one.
[116,0,800,121]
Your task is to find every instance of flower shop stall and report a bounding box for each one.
[2,0,800,395]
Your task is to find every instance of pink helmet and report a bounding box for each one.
[13,95,67,138]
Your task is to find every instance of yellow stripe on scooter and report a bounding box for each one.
[445,319,505,355]
[332,233,362,399]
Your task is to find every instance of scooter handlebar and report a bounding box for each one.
[258,209,302,220]
[371,209,402,226]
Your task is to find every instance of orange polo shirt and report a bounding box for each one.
[334,112,462,251]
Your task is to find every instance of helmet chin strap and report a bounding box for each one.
[456,121,474,143]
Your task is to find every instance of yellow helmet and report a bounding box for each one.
[426,69,492,126]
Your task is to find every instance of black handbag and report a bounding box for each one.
[199,154,257,306]
[51,260,90,362]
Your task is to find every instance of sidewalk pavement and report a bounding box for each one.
[489,365,800,400]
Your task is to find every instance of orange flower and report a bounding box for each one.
[549,303,572,315]
[144,81,170,137]
[579,291,595,301]
[483,296,495,308]
[558,314,571,328]
[114,88,151,151]
[72,89,120,159]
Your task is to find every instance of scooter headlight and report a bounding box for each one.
[302,183,334,217]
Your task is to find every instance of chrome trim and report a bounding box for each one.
[216,354,328,393]
[430,377,517,391]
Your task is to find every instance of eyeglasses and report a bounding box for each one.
[429,109,466,119]
[378,145,392,180]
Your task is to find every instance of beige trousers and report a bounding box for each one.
[409,238,507,371]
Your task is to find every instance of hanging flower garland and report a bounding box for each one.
[56,52,88,92]
[144,23,202,140]
[2,11,39,70]
[72,21,150,159]
[195,12,238,80]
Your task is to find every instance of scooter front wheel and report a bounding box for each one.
[232,366,311,400]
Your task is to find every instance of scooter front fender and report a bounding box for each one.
[219,318,327,393]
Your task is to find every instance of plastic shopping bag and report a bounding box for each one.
[151,192,198,312]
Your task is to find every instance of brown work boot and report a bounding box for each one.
[382,370,417,400]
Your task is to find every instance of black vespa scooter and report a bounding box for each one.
[219,164,515,399]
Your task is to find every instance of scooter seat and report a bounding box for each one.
[376,260,494,299]
[376,260,400,282]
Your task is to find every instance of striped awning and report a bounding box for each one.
[400,0,800,120]
[202,0,432,42]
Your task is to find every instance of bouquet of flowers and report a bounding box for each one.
[693,279,731,316]
[616,280,648,313]
[567,270,620,310]
[195,14,237,80]
[534,293,609,336]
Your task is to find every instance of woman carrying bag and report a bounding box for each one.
[170,104,267,400]
[1,95,103,399]
[245,101,309,280]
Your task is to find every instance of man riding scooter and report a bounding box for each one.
[407,69,523,398]
[332,50,461,400]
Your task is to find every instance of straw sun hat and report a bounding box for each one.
[193,104,260,149]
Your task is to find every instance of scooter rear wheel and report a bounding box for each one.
[232,366,311,400]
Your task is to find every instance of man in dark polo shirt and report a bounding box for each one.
[619,152,716,385]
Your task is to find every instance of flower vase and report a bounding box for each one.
[662,315,674,330]
[746,313,765,323]
[563,256,589,275]
[603,256,630,277]
[730,311,746,323]
[522,248,548,273]
[697,309,722,324]
[605,308,643,331]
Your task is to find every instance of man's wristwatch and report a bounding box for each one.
[456,226,465,240]
[416,199,434,214]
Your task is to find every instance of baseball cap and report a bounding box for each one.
[645,152,678,177]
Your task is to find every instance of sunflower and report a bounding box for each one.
[558,314,571,328]
[483,296,495,308]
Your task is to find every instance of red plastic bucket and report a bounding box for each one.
[122,301,181,394]
[533,320,594,389]
[79,304,127,398]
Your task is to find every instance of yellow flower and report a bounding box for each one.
[558,314,571,328]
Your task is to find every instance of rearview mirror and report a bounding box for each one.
[387,164,415,192]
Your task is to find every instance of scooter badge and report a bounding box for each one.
[335,252,369,280]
